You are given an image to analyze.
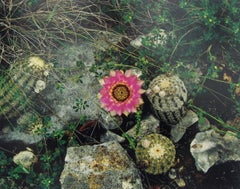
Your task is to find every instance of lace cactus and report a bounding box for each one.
[0,56,52,119]
[146,74,187,124]
[135,133,176,175]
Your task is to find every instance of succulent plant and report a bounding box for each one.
[0,56,52,120]
[135,133,176,175]
[146,74,187,124]
[17,112,44,134]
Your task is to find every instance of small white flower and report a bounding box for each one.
[34,80,46,93]
[141,139,151,148]
[28,56,46,70]
[158,90,166,97]
[152,85,160,93]
[146,89,152,95]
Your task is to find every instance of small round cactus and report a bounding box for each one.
[135,133,176,175]
[17,112,44,134]
[146,74,187,124]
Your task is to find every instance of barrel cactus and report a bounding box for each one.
[135,133,176,175]
[146,74,187,124]
[0,56,52,119]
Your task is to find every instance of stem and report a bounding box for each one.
[189,104,240,138]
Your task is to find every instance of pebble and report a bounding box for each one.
[168,168,177,179]
[174,178,186,188]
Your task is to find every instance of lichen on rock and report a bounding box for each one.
[60,141,143,189]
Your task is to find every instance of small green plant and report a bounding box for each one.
[73,98,89,112]
[55,82,65,93]
[189,104,240,138]
[0,117,75,188]
[122,109,143,149]
[135,109,142,136]
[180,0,240,45]
[122,133,136,149]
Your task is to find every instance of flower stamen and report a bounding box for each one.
[112,84,130,102]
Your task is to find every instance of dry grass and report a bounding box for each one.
[0,0,115,66]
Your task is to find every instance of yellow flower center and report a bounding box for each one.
[148,144,165,159]
[112,84,130,102]
[159,79,171,89]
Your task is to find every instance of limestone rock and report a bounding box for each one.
[100,130,125,143]
[170,110,198,142]
[197,117,211,132]
[126,115,159,142]
[0,129,42,145]
[60,141,143,189]
[93,31,122,51]
[42,43,122,131]
[130,29,175,48]
[100,115,159,144]
[190,129,240,173]
[13,148,37,169]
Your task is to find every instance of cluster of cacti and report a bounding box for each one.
[146,74,187,125]
[0,56,52,120]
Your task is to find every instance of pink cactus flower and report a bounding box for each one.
[99,70,145,116]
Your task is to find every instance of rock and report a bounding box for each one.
[93,31,122,51]
[168,168,177,179]
[197,117,211,132]
[0,129,42,145]
[101,114,159,144]
[174,178,186,188]
[0,41,122,145]
[190,129,240,173]
[13,148,37,169]
[100,130,125,143]
[60,141,143,189]
[42,43,122,131]
[126,115,159,142]
[170,110,198,142]
[130,29,175,48]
